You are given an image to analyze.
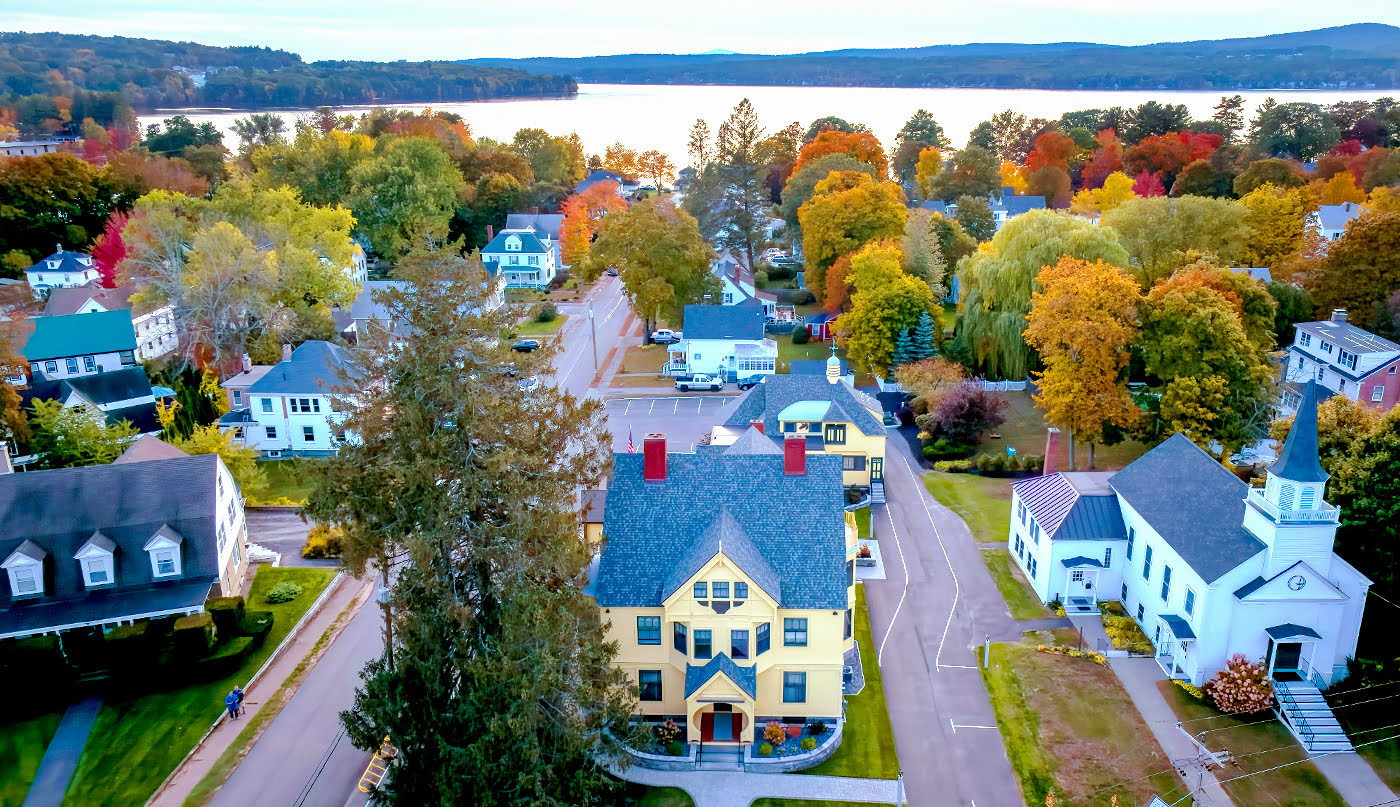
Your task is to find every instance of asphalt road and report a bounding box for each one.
[602,393,736,453]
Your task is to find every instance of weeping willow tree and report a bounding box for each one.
[956,210,1130,379]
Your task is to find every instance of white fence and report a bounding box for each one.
[977,378,1029,392]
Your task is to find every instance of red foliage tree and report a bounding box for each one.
[1331,139,1364,158]
[930,381,1009,445]
[793,131,889,179]
[1025,131,1077,174]
[1080,129,1123,190]
[1349,146,1391,190]
[1131,171,1166,198]
[90,212,129,288]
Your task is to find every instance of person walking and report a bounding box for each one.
[232,686,245,717]
[224,690,240,720]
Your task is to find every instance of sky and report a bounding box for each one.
[8,1,1400,61]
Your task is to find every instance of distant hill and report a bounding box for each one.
[466,24,1400,90]
[0,31,577,114]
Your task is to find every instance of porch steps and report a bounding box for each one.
[870,482,886,504]
[1275,682,1354,753]
[697,744,744,770]
[1064,597,1098,615]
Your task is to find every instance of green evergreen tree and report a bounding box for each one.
[912,310,939,360]
[892,329,915,367]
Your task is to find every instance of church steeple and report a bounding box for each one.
[1270,381,1329,487]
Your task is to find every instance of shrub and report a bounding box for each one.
[754,269,769,286]
[768,265,795,281]
[932,459,975,473]
[174,612,216,659]
[975,454,993,472]
[791,328,809,345]
[1101,612,1155,654]
[807,720,827,736]
[302,525,344,559]
[1024,455,1044,473]
[764,721,786,746]
[1048,598,1066,616]
[986,454,1006,473]
[562,277,579,290]
[795,291,815,305]
[1007,453,1022,472]
[1035,644,1108,665]
[1204,654,1274,713]
[858,544,872,559]
[536,302,558,322]
[1173,679,1206,700]
[242,610,275,646]
[758,742,773,757]
[922,444,938,459]
[103,622,149,669]
[800,737,817,751]
[654,718,682,745]
[666,740,685,756]
[205,596,246,638]
[844,486,865,505]
[265,582,305,604]
[194,636,255,678]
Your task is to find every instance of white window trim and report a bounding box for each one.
[144,532,183,578]
[73,542,115,588]
[2,556,43,597]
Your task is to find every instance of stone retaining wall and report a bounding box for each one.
[624,743,697,771]
[742,720,844,773]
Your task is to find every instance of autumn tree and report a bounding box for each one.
[1024,257,1142,469]
[836,265,938,376]
[1025,166,1072,209]
[914,147,943,200]
[0,152,122,266]
[0,315,31,449]
[954,195,995,242]
[1070,171,1136,217]
[249,129,377,208]
[779,154,882,233]
[558,181,627,268]
[582,199,718,336]
[1081,129,1124,189]
[28,400,137,468]
[957,210,1130,379]
[91,211,129,288]
[637,150,675,190]
[1099,195,1250,286]
[1234,158,1305,196]
[176,424,268,500]
[348,137,466,257]
[1130,171,1166,198]
[793,130,889,178]
[1307,211,1400,331]
[928,145,1000,203]
[1314,172,1366,206]
[1000,160,1028,195]
[798,173,907,305]
[894,357,965,414]
[1171,159,1234,198]
[1239,182,1317,269]
[902,209,949,302]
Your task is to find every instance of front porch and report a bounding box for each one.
[1266,623,1325,687]
[1059,557,1105,614]
[1153,615,1196,681]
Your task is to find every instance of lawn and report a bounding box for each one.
[853,507,872,540]
[774,332,833,372]
[981,635,1185,806]
[630,787,693,806]
[1158,681,1346,806]
[255,458,318,504]
[621,345,669,374]
[986,390,1149,472]
[922,471,1012,543]
[516,314,569,336]
[802,586,899,780]
[981,549,1053,621]
[753,802,894,807]
[1332,682,1400,793]
[60,567,336,807]
[0,711,63,807]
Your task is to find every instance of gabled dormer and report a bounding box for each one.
[144,525,184,578]
[2,540,46,597]
[74,531,117,589]
[1244,381,1340,578]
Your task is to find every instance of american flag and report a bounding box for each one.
[627,427,635,453]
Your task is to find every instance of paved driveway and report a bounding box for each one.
[246,508,339,568]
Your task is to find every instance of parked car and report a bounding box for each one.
[736,375,765,390]
[651,329,682,344]
[518,376,540,393]
[676,374,723,392]
[512,339,541,352]
[605,268,619,277]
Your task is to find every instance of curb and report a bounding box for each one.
[145,571,347,806]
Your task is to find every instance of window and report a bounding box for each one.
[1143,545,1153,580]
[784,618,808,646]
[731,629,749,659]
[1018,502,1027,524]
[693,581,707,599]
[303,426,315,442]
[824,424,846,444]
[1390,365,1397,375]
[1374,386,1385,402]
[154,550,177,576]
[12,566,38,594]
[1126,527,1135,559]
[1339,349,1358,371]
[83,558,109,585]
[82,356,95,373]
[1031,521,1040,544]
[1121,582,1128,602]
[734,582,748,600]
[673,622,687,653]
[44,360,56,375]
[1300,486,1316,509]
[119,350,135,365]
[232,390,243,406]
[841,455,867,471]
[1136,603,1145,621]
[636,616,661,645]
[1321,340,1334,353]
[712,581,730,599]
[1028,557,1038,579]
[1071,570,1085,583]
[638,670,662,701]
[783,671,807,702]
[1184,588,1196,617]
[1160,565,1172,602]
[1317,366,1325,381]
[265,426,277,439]
[1103,547,1113,567]
[261,398,274,413]
[848,560,855,587]
[694,629,712,659]
[65,357,78,374]
[757,622,770,655]
[844,608,853,640]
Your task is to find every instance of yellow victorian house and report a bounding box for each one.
[592,431,856,754]
[713,358,888,501]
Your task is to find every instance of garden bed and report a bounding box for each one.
[752,719,838,759]
[1098,601,1155,654]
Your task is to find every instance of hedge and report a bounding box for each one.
[242,610,275,648]
[206,596,246,638]
[174,612,217,659]
[193,636,256,678]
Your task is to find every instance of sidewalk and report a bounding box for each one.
[614,764,902,807]
[22,696,103,807]
[146,573,374,807]
[1312,751,1396,806]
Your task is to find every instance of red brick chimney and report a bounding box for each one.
[486,224,495,241]
[643,434,667,481]
[1043,428,1060,476]
[784,435,806,476]
[749,419,764,434]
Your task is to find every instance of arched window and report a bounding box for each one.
[1279,484,1296,510]
[1299,486,1316,510]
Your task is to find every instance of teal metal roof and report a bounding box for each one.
[23,310,136,361]
[777,400,832,422]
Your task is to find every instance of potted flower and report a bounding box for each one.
[857,544,876,567]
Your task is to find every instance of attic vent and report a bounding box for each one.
[1279,484,1296,510]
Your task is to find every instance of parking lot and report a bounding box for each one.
[602,394,737,452]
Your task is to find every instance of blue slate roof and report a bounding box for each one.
[682,303,766,340]
[722,374,884,438]
[247,341,352,396]
[996,196,1046,216]
[684,653,757,698]
[1162,614,1196,640]
[1266,623,1322,641]
[595,450,846,609]
[1109,434,1264,583]
[790,359,847,377]
[1011,472,1125,541]
[919,200,949,214]
[576,169,625,194]
[1270,381,1329,484]
[29,249,93,276]
[481,229,549,254]
[1233,576,1268,599]
[662,508,782,602]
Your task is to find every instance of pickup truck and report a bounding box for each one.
[676,374,723,392]
[651,329,682,344]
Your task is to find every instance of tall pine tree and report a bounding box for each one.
[893,329,916,367]
[305,245,636,806]
[911,310,939,360]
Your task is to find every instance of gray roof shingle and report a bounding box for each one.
[682,303,766,340]
[685,653,757,698]
[1295,320,1400,357]
[1108,433,1263,583]
[482,229,549,254]
[595,450,846,609]
[722,374,884,438]
[247,341,351,396]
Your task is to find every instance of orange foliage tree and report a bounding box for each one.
[1081,129,1124,190]
[559,181,628,267]
[823,254,854,314]
[793,131,889,178]
[1025,131,1077,174]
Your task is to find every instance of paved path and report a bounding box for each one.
[615,764,902,807]
[1312,751,1397,806]
[1110,657,1236,807]
[244,508,340,568]
[1068,612,1113,653]
[22,696,103,807]
[862,439,1026,807]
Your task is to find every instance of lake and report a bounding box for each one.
[141,83,1386,166]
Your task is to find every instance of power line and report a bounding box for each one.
[1215,729,1400,787]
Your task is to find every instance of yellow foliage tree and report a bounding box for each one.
[1367,185,1400,215]
[1000,160,1027,195]
[1069,171,1136,217]
[1239,182,1317,269]
[915,147,944,199]
[1313,171,1367,206]
[798,173,907,305]
[1024,256,1143,468]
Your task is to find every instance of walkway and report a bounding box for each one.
[1110,657,1237,807]
[22,696,103,807]
[1312,751,1397,806]
[614,764,901,807]
[1068,612,1113,653]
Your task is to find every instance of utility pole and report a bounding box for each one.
[1164,722,1234,806]
[378,556,394,671]
[895,768,904,807]
[589,302,599,371]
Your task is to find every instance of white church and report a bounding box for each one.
[1006,382,1370,699]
